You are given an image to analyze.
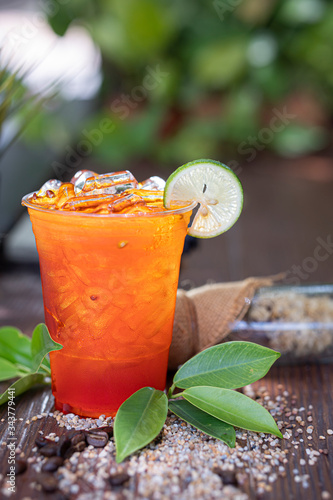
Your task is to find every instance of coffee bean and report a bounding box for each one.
[94,425,114,437]
[41,456,64,473]
[62,448,74,461]
[38,472,59,493]
[6,458,27,475]
[17,458,28,475]
[57,435,72,458]
[212,467,238,486]
[35,436,52,448]
[73,441,87,453]
[109,472,130,487]
[65,429,79,440]
[86,430,108,448]
[71,431,86,446]
[60,433,87,459]
[40,443,58,457]
[52,494,68,500]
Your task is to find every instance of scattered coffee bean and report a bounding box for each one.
[86,430,109,448]
[109,472,130,487]
[73,441,87,453]
[6,458,27,475]
[57,435,72,458]
[71,431,86,446]
[41,456,64,473]
[38,472,59,493]
[212,467,238,486]
[40,444,58,457]
[65,429,79,440]
[94,425,114,437]
[52,494,68,500]
[62,448,74,461]
[35,435,52,448]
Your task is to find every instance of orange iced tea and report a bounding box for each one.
[22,171,193,417]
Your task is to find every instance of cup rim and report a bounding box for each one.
[21,193,197,218]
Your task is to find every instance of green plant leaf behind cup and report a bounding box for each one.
[0,326,33,370]
[114,387,168,463]
[0,358,28,381]
[173,342,280,390]
[0,373,47,405]
[31,324,62,372]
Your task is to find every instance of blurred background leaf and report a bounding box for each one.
[1,0,332,170]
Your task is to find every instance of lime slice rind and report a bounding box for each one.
[163,159,243,239]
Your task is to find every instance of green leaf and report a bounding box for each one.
[192,39,247,89]
[0,358,27,381]
[47,6,73,36]
[169,399,235,447]
[0,327,33,369]
[173,342,280,390]
[0,373,46,405]
[272,124,327,157]
[31,324,62,372]
[114,387,168,463]
[183,386,282,438]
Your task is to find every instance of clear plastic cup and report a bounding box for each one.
[22,195,194,417]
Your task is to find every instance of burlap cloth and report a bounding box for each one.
[169,275,282,369]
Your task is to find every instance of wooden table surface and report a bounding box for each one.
[0,362,332,499]
[1,158,333,499]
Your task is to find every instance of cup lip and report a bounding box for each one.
[21,193,197,218]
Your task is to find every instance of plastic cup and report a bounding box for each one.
[22,195,193,417]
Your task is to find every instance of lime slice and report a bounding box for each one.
[163,159,243,238]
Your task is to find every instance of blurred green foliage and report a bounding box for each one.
[40,0,332,165]
[0,60,55,160]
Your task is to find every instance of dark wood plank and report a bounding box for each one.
[0,385,59,499]
[249,364,333,500]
